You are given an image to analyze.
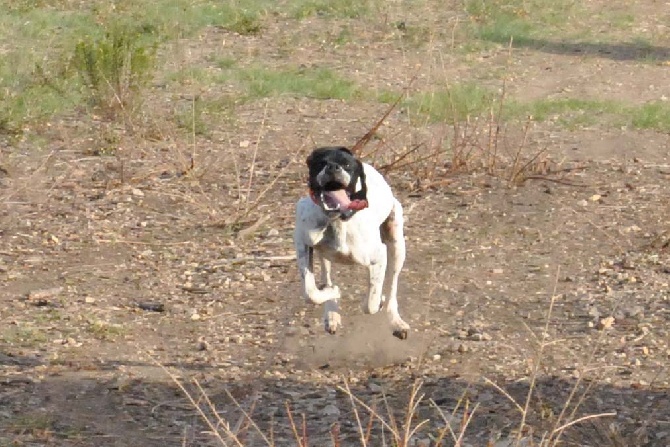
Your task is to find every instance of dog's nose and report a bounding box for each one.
[325,162,340,174]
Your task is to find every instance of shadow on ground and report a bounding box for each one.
[485,35,670,62]
[2,351,668,447]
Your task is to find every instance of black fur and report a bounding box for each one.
[306,147,367,203]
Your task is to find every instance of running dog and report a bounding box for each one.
[293,147,410,339]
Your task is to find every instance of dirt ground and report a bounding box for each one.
[2,2,670,446]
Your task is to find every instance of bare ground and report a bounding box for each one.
[1,3,670,446]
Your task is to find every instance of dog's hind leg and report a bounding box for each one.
[296,244,340,305]
[362,243,387,315]
[381,199,410,339]
[319,254,341,334]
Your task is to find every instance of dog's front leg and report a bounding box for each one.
[296,244,340,305]
[319,254,341,333]
[362,244,387,315]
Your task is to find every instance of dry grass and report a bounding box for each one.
[155,269,630,447]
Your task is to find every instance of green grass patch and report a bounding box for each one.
[228,65,360,101]
[513,97,621,120]
[630,102,670,131]
[216,56,238,70]
[174,96,236,136]
[105,0,272,38]
[464,0,581,45]
[465,0,535,44]
[0,5,99,132]
[0,326,48,347]
[86,319,126,340]
[409,84,670,133]
[0,0,273,133]
[289,0,375,19]
[409,84,497,123]
[166,67,213,86]
[73,24,157,115]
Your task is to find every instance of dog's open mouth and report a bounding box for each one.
[319,189,368,213]
[320,189,351,212]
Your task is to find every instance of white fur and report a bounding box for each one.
[294,163,410,338]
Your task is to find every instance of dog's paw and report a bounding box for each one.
[390,319,410,340]
[392,329,408,340]
[325,285,341,300]
[324,310,341,334]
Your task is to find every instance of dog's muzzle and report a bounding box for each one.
[310,189,368,220]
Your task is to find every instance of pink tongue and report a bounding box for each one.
[323,189,351,209]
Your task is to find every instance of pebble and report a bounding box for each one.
[322,404,340,417]
[197,337,209,351]
[412,438,431,447]
[27,287,63,301]
[267,228,279,237]
[368,383,383,393]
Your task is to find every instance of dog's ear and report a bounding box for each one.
[350,159,367,201]
[336,147,353,156]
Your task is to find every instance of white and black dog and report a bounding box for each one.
[293,147,410,339]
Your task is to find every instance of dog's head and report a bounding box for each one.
[306,147,368,219]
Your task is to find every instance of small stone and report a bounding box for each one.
[239,140,250,148]
[27,287,63,302]
[432,354,441,361]
[578,199,588,207]
[267,228,279,237]
[137,302,165,312]
[323,404,339,417]
[492,268,504,274]
[590,194,601,202]
[469,332,491,341]
[131,188,144,197]
[197,337,209,351]
[84,296,96,304]
[190,313,201,321]
[458,343,468,353]
[597,316,615,330]
[368,382,383,393]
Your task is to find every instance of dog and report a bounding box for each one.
[293,147,410,339]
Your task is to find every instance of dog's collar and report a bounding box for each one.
[309,189,368,221]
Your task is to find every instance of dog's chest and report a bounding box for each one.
[317,221,360,264]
